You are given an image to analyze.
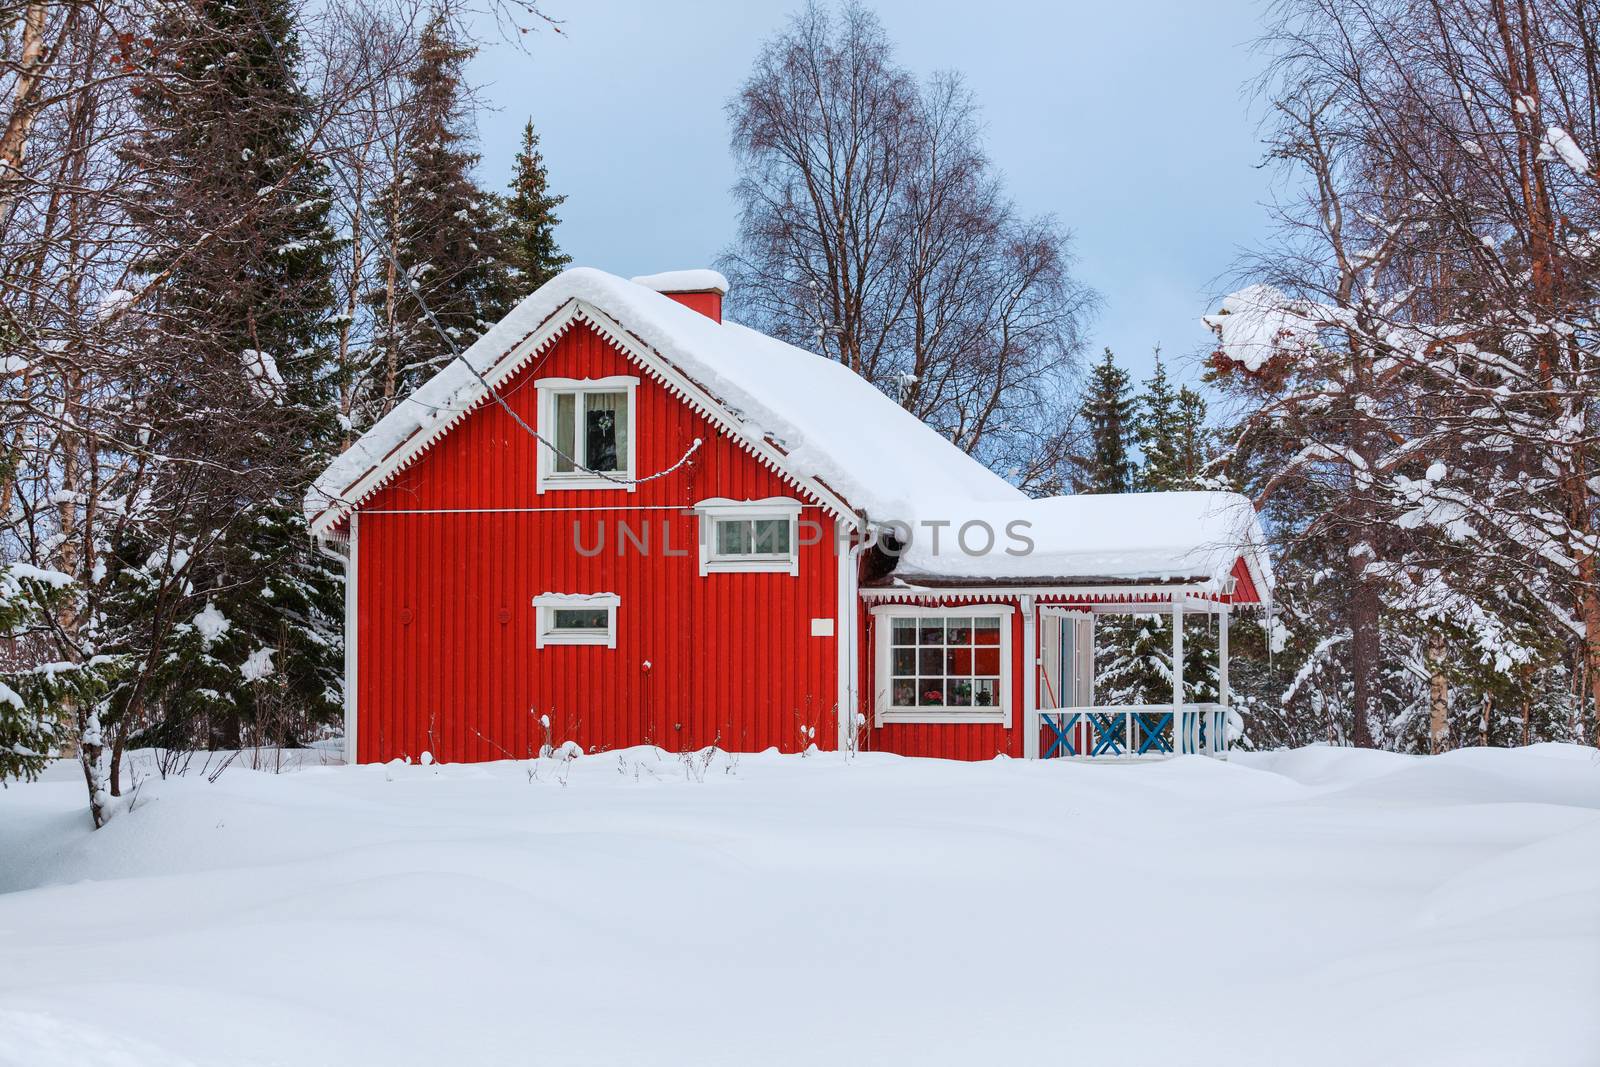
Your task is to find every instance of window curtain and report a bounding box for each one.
[584,391,625,472]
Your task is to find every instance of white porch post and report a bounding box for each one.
[1022,595,1039,759]
[1171,594,1184,755]
[344,512,359,765]
[1218,606,1230,754]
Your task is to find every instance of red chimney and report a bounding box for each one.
[630,270,728,323]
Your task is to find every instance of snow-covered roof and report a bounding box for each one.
[629,269,729,294]
[307,270,1271,596]
[879,491,1272,595]
[305,267,1021,533]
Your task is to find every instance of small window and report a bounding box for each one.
[536,377,638,491]
[714,517,792,557]
[534,593,619,648]
[694,498,801,575]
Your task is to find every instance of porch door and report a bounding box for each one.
[1038,609,1093,710]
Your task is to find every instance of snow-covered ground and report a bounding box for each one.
[2,744,1597,1066]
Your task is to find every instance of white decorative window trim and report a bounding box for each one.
[533,592,620,648]
[693,497,802,576]
[535,376,639,493]
[871,604,1014,726]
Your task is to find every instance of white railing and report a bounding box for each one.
[1034,703,1228,760]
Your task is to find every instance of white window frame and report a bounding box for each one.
[693,497,802,576]
[533,592,620,648]
[871,604,1014,726]
[535,376,639,492]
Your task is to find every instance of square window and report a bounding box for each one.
[715,519,753,555]
[878,610,1009,720]
[752,518,790,554]
[538,379,637,491]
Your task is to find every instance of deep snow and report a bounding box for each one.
[2,744,1597,1066]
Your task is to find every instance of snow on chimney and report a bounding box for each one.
[630,269,728,323]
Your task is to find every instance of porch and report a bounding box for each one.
[1027,595,1235,761]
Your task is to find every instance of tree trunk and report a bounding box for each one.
[1428,631,1449,754]
[1347,552,1380,748]
[0,0,52,226]
[108,729,124,798]
[78,706,108,829]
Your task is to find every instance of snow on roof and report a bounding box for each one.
[306,267,1021,532]
[629,269,729,294]
[882,491,1272,593]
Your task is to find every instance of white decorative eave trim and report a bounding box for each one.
[859,583,1217,603]
[307,298,861,538]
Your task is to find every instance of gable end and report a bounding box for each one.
[309,299,860,536]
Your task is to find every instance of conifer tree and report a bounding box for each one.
[501,117,570,296]
[1074,348,1136,493]
[1098,357,1221,709]
[1134,352,1182,490]
[368,14,511,411]
[1172,387,1210,489]
[112,0,344,755]
[0,562,109,784]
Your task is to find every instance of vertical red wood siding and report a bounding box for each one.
[354,322,840,763]
[1228,557,1261,604]
[854,598,1028,761]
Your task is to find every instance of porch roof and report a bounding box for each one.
[880,490,1272,599]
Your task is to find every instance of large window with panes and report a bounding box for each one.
[872,606,1012,725]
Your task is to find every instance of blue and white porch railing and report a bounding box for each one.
[1034,703,1228,760]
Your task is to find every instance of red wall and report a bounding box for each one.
[352,322,841,763]
[856,600,1027,760]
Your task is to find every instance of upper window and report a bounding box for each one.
[536,377,638,492]
[873,606,1012,725]
[694,498,801,575]
[533,593,619,648]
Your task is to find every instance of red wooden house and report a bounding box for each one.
[306,268,1273,764]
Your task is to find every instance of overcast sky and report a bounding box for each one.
[469,0,1277,390]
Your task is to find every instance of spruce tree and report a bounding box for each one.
[1134,352,1182,490]
[114,0,344,753]
[501,117,570,296]
[1074,348,1136,493]
[1172,387,1210,489]
[0,561,109,783]
[1098,357,1221,709]
[368,14,511,411]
